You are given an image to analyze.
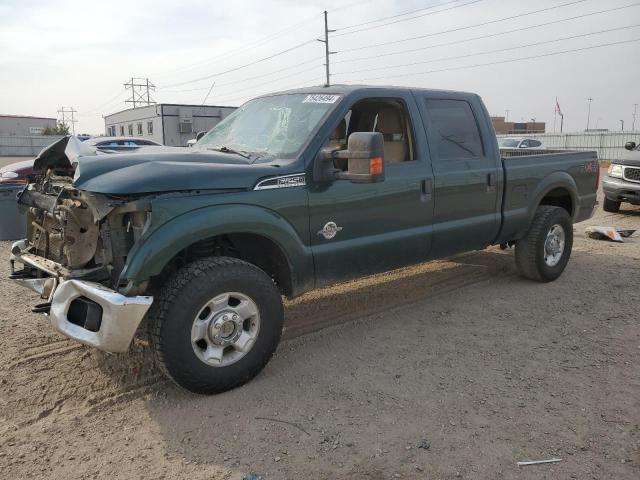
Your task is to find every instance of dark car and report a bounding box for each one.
[86,136,162,152]
[0,159,35,185]
[602,141,640,212]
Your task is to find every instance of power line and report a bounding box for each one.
[159,39,317,89]
[338,0,591,52]
[333,37,640,82]
[334,24,640,75]
[81,90,128,115]
[333,2,640,64]
[209,75,325,105]
[159,56,324,93]
[333,0,483,37]
[152,17,321,81]
[335,0,468,31]
[174,63,324,103]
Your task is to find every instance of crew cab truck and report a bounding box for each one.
[602,140,640,212]
[9,86,598,394]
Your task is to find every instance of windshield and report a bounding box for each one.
[499,138,520,148]
[197,93,341,159]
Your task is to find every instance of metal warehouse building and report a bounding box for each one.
[0,114,57,136]
[104,104,236,147]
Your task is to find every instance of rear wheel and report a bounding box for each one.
[148,256,284,394]
[603,197,621,213]
[515,206,573,282]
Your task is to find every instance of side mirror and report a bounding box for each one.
[625,141,637,151]
[196,131,206,141]
[315,132,385,184]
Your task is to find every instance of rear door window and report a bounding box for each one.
[424,99,484,160]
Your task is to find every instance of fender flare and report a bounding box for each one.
[119,204,313,294]
[528,171,579,222]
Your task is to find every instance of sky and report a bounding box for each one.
[1,0,639,134]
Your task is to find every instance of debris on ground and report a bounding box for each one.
[585,226,636,242]
[517,458,562,467]
[417,439,431,450]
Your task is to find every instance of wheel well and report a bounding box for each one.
[539,188,573,216]
[154,233,292,296]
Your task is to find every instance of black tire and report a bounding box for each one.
[515,206,573,282]
[603,197,621,213]
[148,256,284,394]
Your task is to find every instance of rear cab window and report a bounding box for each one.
[424,99,484,160]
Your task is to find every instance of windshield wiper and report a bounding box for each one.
[208,146,251,160]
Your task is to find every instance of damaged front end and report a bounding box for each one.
[10,136,152,352]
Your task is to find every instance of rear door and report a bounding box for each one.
[418,95,501,257]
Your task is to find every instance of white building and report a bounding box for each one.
[104,104,236,147]
[0,114,57,136]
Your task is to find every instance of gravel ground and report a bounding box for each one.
[0,193,638,479]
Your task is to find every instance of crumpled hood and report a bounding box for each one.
[33,136,283,195]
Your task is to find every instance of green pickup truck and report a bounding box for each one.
[10,86,598,394]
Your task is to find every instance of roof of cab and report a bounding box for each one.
[267,84,479,99]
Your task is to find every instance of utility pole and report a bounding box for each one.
[57,106,78,135]
[124,77,156,108]
[317,11,336,87]
[633,103,638,131]
[586,98,593,131]
[620,120,624,131]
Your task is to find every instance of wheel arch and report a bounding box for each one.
[119,204,314,297]
[529,172,578,223]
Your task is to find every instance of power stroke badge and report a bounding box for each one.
[318,221,343,240]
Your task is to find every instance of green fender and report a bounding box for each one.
[119,204,314,295]
[528,171,578,221]
[496,171,578,245]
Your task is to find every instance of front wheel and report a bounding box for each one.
[148,256,284,394]
[515,206,573,282]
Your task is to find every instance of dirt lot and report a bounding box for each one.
[1,194,639,479]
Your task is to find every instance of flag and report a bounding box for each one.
[555,98,563,116]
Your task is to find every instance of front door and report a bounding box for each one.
[307,92,434,287]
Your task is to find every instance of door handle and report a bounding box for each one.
[487,172,497,189]
[420,178,432,203]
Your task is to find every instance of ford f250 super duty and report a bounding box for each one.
[9,86,599,394]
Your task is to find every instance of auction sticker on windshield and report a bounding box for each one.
[302,94,340,104]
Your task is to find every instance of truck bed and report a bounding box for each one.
[497,150,599,244]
